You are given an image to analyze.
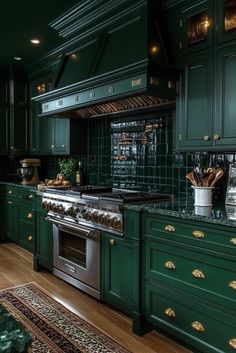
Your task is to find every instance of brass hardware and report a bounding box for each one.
[230,238,236,245]
[191,321,205,332]
[213,134,220,140]
[61,145,65,148]
[27,213,33,219]
[203,135,210,141]
[168,81,175,89]
[7,201,12,204]
[192,230,205,238]
[192,269,205,279]
[8,190,12,194]
[164,225,175,232]
[165,261,176,270]
[109,239,116,245]
[108,85,114,93]
[179,133,182,141]
[28,235,33,241]
[179,41,182,49]
[229,339,236,349]
[150,77,159,86]
[229,281,236,290]
[132,78,142,87]
[51,145,54,149]
[29,194,33,199]
[89,91,95,98]
[164,308,176,317]
[37,82,46,95]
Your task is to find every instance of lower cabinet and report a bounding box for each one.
[34,195,53,271]
[143,213,236,353]
[102,232,138,316]
[5,186,19,243]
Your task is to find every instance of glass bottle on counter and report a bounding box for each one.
[76,161,84,186]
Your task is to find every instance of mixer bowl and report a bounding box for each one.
[17,167,34,181]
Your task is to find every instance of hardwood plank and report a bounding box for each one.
[0,243,192,353]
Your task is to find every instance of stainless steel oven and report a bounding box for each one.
[48,217,100,300]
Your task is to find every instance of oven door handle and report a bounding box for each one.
[45,216,97,238]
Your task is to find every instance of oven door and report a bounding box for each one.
[47,217,100,299]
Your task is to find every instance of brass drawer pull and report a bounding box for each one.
[165,261,176,270]
[229,339,236,349]
[229,281,236,290]
[192,269,205,279]
[28,235,33,241]
[8,190,13,194]
[29,194,33,199]
[203,135,210,141]
[109,239,116,245]
[191,321,205,332]
[7,201,13,204]
[27,212,33,219]
[164,225,175,233]
[192,230,205,238]
[164,308,176,317]
[213,134,220,141]
[230,238,236,245]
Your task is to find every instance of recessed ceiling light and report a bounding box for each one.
[30,38,41,45]
[14,56,22,61]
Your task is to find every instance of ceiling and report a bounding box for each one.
[0,0,80,67]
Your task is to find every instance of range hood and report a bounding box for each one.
[32,0,179,118]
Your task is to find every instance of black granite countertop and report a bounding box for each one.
[125,195,236,228]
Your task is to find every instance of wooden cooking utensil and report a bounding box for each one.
[186,171,198,186]
[209,168,224,187]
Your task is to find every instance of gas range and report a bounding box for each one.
[41,185,172,235]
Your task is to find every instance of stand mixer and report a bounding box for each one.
[17,158,41,185]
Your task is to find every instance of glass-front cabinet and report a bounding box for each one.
[180,0,213,55]
[217,0,236,44]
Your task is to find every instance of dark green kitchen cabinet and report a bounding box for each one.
[0,72,8,154]
[18,189,35,252]
[102,232,138,316]
[34,195,53,271]
[214,43,236,148]
[179,0,213,56]
[5,186,19,242]
[8,68,28,155]
[176,52,213,150]
[0,185,6,241]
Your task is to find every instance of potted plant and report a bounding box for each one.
[58,158,77,182]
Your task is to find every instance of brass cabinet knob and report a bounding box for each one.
[51,144,54,148]
[230,238,236,245]
[8,190,12,194]
[27,212,33,219]
[229,339,236,349]
[61,144,65,148]
[7,201,13,204]
[203,135,210,141]
[164,308,176,317]
[192,269,205,279]
[192,230,205,238]
[213,134,220,140]
[191,321,205,332]
[29,194,33,199]
[165,261,176,270]
[164,225,175,232]
[229,281,236,290]
[109,239,116,245]
[28,235,33,241]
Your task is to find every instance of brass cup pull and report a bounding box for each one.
[192,230,205,238]
[213,134,220,141]
[109,239,116,245]
[230,238,236,245]
[165,261,176,270]
[164,225,175,233]
[191,321,205,332]
[203,135,210,141]
[229,339,236,349]
[164,308,176,317]
[192,269,205,279]
[229,281,236,290]
[28,235,33,241]
[27,213,33,219]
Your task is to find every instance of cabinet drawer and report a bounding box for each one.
[18,226,34,252]
[145,215,236,257]
[5,186,18,198]
[18,205,34,226]
[145,240,236,309]
[145,281,236,353]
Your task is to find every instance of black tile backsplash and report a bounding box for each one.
[0,110,233,200]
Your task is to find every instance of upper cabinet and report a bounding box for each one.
[180,0,214,55]
[217,0,236,44]
[0,71,8,153]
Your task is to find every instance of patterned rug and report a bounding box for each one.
[0,283,131,353]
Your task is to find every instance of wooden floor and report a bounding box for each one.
[0,243,192,353]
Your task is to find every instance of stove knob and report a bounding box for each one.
[111,217,120,228]
[47,202,52,211]
[103,215,111,226]
[92,212,99,222]
[58,205,64,214]
[42,201,48,210]
[83,211,92,221]
[52,203,57,212]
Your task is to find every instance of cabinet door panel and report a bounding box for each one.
[217,0,236,45]
[0,78,8,153]
[215,45,236,147]
[176,53,213,149]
